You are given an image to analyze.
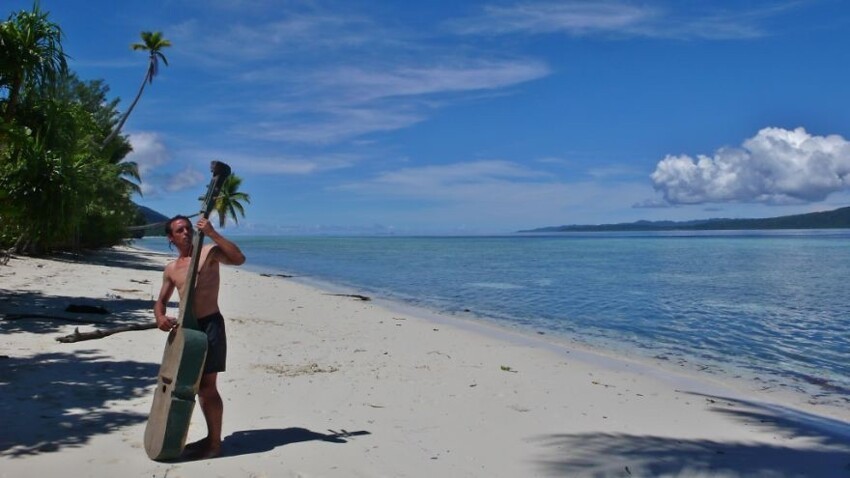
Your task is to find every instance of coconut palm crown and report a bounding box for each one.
[213,174,251,228]
[101,31,171,147]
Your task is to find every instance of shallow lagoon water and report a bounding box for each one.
[137,230,850,404]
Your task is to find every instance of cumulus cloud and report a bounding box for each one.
[165,166,206,193]
[126,132,170,195]
[650,127,850,205]
[125,132,207,196]
[127,132,169,174]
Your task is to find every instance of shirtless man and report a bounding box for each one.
[154,215,245,459]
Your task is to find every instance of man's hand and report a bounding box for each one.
[157,316,178,331]
[197,218,216,237]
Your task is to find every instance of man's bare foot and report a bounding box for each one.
[184,437,209,452]
[183,438,221,460]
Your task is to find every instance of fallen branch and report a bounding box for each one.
[55,323,157,343]
[325,293,371,301]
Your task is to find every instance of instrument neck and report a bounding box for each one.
[178,230,206,330]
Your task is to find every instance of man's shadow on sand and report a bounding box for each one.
[222,428,371,457]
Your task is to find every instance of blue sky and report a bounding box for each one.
[9,0,850,234]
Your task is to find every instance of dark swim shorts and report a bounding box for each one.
[197,311,227,374]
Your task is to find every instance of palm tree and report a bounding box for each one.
[101,31,171,147]
[0,3,68,122]
[213,174,251,228]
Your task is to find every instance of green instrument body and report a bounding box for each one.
[144,161,231,461]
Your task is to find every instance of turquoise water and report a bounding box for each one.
[136,231,850,403]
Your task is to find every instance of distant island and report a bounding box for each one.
[130,204,171,237]
[520,206,850,233]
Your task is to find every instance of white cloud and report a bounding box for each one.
[170,12,379,66]
[316,60,551,102]
[448,1,793,40]
[220,153,358,175]
[336,160,655,230]
[168,8,551,145]
[240,107,426,144]
[165,166,206,193]
[127,132,170,195]
[128,132,169,174]
[450,2,657,36]
[126,132,208,195]
[650,127,850,205]
[235,59,549,144]
[352,160,549,194]
[172,147,361,178]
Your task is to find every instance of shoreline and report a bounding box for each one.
[131,239,850,423]
[2,246,849,476]
[369,285,850,423]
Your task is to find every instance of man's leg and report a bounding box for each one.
[195,372,223,457]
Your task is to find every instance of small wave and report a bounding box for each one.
[466,282,525,290]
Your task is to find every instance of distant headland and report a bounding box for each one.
[520,206,850,233]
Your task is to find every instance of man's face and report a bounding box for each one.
[169,219,193,248]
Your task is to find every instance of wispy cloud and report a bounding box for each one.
[449,2,658,36]
[363,160,549,191]
[448,1,799,40]
[165,7,550,146]
[233,106,425,144]
[230,59,548,144]
[339,159,652,229]
[313,60,551,102]
[192,151,361,175]
[171,14,376,64]
[225,60,549,144]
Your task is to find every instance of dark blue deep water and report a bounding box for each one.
[137,231,850,403]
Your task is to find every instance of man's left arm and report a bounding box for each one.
[197,218,246,266]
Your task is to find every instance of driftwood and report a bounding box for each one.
[1,313,156,342]
[56,323,157,343]
[325,293,371,301]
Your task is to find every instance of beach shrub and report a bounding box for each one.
[1,4,139,254]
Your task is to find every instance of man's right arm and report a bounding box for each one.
[154,267,178,331]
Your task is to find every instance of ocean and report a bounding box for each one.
[136,230,850,405]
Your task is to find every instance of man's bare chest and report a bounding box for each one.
[169,256,218,296]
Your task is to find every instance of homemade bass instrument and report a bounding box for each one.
[144,160,231,460]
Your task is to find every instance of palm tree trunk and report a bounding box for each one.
[101,64,151,148]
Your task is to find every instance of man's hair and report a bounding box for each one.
[165,215,193,236]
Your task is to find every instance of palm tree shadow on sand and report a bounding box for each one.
[222,428,371,457]
[533,393,850,477]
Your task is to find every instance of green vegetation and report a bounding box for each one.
[1,3,143,254]
[101,31,171,148]
[213,174,251,228]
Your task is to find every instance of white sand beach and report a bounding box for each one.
[1,246,849,477]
